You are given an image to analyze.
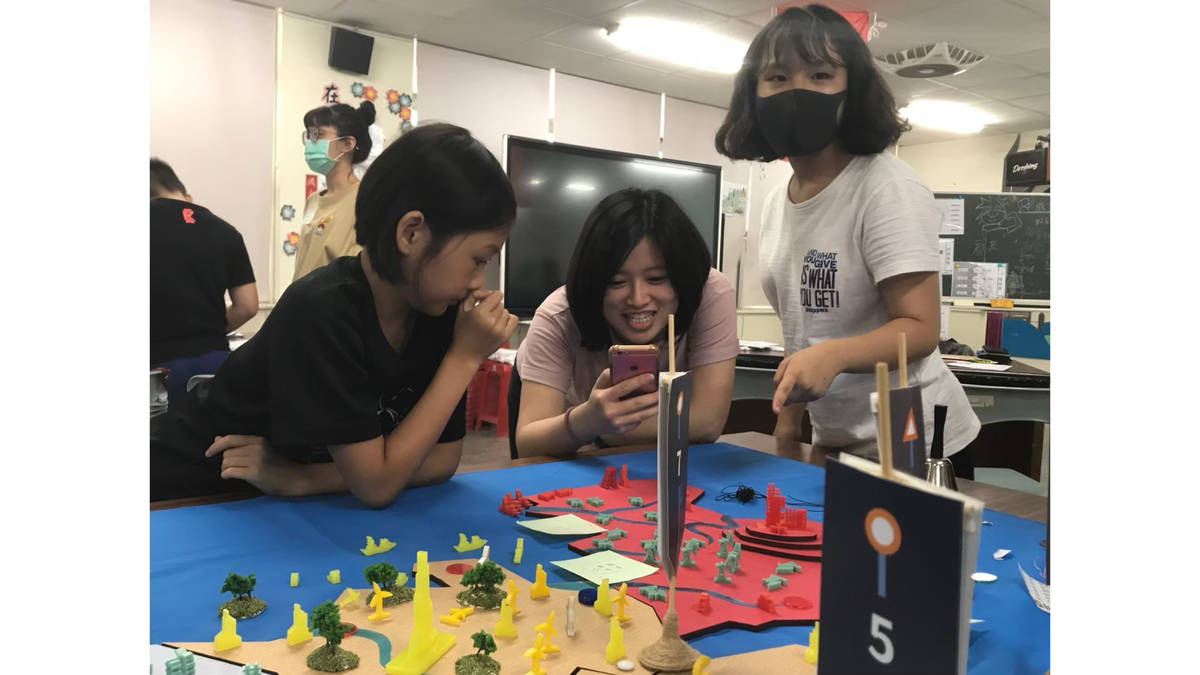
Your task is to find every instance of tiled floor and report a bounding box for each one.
[460,427,512,471]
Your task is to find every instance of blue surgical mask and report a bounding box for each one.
[303,138,346,175]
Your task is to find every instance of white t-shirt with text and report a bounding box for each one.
[759,152,980,456]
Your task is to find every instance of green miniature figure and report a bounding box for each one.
[454,630,501,675]
[307,601,359,672]
[218,573,266,619]
[681,548,697,567]
[364,562,414,607]
[457,560,508,609]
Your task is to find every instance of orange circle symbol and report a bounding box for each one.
[864,507,901,555]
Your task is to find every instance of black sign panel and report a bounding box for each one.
[888,385,926,479]
[657,372,691,579]
[819,458,968,675]
[1004,148,1048,186]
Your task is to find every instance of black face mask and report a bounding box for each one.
[755,88,846,158]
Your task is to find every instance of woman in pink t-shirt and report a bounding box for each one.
[513,188,739,457]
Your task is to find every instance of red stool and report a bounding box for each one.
[471,359,512,438]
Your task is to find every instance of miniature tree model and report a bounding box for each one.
[218,572,266,619]
[307,601,359,672]
[454,630,500,675]
[364,561,413,606]
[456,560,507,609]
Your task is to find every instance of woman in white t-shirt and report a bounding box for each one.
[714,4,980,458]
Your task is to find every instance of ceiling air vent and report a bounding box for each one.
[875,42,986,78]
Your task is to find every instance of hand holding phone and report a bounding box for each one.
[609,345,659,396]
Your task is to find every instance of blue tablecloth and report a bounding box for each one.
[150,442,1049,673]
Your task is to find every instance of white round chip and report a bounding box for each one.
[616,659,635,671]
[972,572,998,583]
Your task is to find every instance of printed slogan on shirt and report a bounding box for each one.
[801,249,840,313]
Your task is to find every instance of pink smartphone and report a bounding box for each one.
[609,345,659,396]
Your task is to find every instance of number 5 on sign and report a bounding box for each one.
[869,613,894,664]
[865,508,900,665]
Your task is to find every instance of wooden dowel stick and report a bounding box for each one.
[668,314,676,375]
[898,332,908,388]
[875,362,894,479]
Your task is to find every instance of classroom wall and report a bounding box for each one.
[897,127,1050,192]
[149,0,275,304]
[273,14,414,301]
[414,41,760,298]
[153,0,1047,349]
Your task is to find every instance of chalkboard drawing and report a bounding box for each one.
[864,508,901,598]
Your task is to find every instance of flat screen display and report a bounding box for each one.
[503,136,722,316]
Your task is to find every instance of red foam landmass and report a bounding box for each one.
[526,478,821,638]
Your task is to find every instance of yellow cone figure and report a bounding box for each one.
[529,563,550,599]
[384,551,456,674]
[494,596,518,638]
[605,615,626,663]
[213,609,241,652]
[286,603,313,645]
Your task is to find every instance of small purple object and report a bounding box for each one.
[578,588,597,606]
[984,311,1004,349]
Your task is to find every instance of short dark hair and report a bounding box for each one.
[303,103,372,163]
[714,4,909,160]
[354,123,516,285]
[359,100,376,126]
[149,158,186,199]
[566,188,712,351]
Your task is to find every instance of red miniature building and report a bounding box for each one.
[756,593,777,614]
[619,464,629,487]
[600,466,619,490]
[499,489,536,516]
[786,508,808,531]
[555,487,574,497]
[695,592,712,615]
[499,493,522,516]
[764,483,808,533]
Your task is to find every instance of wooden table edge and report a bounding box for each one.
[151,432,1047,523]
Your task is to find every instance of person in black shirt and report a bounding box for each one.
[151,123,518,508]
[150,159,258,403]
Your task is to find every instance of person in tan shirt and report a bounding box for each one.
[294,103,373,281]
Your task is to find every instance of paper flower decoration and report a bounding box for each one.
[363,85,377,101]
[386,89,400,104]
[283,231,300,256]
[388,101,402,115]
[280,204,295,221]
[399,106,412,121]
[400,120,413,133]
[398,93,412,107]
[350,82,365,98]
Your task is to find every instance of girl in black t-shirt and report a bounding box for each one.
[151,123,518,508]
